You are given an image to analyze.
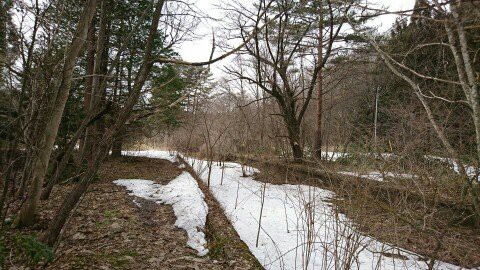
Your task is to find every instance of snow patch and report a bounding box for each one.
[114,171,208,256]
[122,150,178,163]
[180,154,465,270]
[425,155,480,182]
[125,150,467,269]
[320,151,398,162]
[338,171,417,182]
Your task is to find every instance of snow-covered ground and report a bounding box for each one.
[338,171,417,182]
[320,151,397,162]
[425,155,480,181]
[321,151,418,181]
[123,150,468,269]
[114,171,209,256]
[322,151,479,182]
[122,150,178,162]
[321,151,349,161]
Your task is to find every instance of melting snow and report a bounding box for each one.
[181,156,462,270]
[338,171,417,182]
[114,171,209,256]
[124,150,469,269]
[425,155,480,182]
[122,150,178,163]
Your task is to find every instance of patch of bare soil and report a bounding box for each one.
[178,156,263,270]
[251,160,480,269]
[7,156,227,269]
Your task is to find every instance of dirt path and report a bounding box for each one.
[43,156,224,269]
[177,155,263,270]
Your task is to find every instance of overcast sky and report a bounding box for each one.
[177,0,416,77]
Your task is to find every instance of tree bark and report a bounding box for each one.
[79,19,96,159]
[0,0,11,222]
[449,3,480,164]
[83,0,108,165]
[111,135,123,157]
[0,143,14,223]
[283,113,303,162]
[360,4,480,225]
[0,0,6,87]
[313,0,323,160]
[41,171,93,246]
[13,0,98,228]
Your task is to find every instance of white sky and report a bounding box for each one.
[177,0,416,78]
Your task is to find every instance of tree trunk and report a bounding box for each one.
[365,8,480,225]
[0,143,15,223]
[16,151,33,197]
[83,0,108,165]
[41,175,91,246]
[111,135,123,157]
[0,0,6,87]
[41,0,166,244]
[13,0,98,228]
[42,101,113,200]
[313,0,323,160]
[291,142,303,162]
[449,4,480,164]
[0,2,12,221]
[79,19,96,159]
[284,115,303,162]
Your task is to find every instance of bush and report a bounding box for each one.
[336,153,361,166]
[15,234,54,264]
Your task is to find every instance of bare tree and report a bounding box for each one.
[227,0,351,161]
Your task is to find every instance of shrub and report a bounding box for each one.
[15,234,54,264]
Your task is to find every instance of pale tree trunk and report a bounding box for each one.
[41,0,166,245]
[430,0,480,224]
[361,2,480,224]
[371,38,480,224]
[448,3,480,164]
[446,2,480,224]
[377,46,466,176]
[313,0,323,160]
[431,0,480,172]
[13,0,98,228]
